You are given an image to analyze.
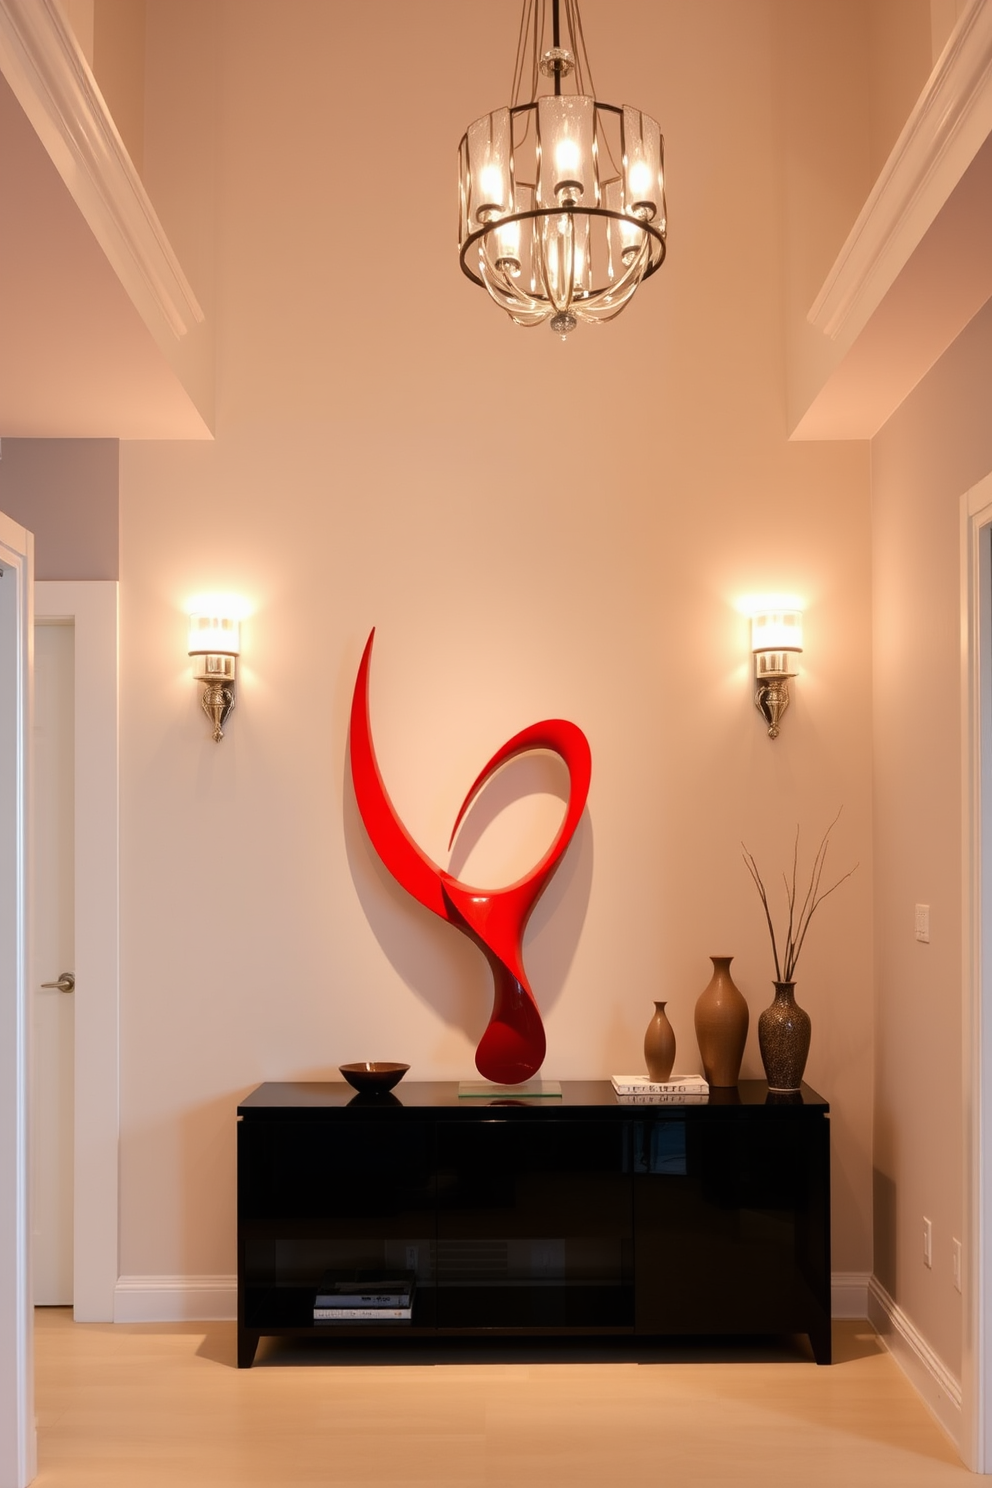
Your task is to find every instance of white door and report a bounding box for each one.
[34,582,119,1325]
[0,508,36,1488]
[964,476,992,1474]
[31,621,74,1305]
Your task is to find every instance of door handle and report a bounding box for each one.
[40,972,75,994]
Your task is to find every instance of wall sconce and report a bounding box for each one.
[751,608,802,739]
[188,608,241,742]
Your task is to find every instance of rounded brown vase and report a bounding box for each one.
[643,1001,676,1083]
[758,982,811,1093]
[693,955,749,1087]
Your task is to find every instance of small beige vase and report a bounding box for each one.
[693,955,749,1086]
[643,1001,676,1083]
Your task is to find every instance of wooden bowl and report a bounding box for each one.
[339,1062,410,1094]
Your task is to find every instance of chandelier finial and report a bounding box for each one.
[540,47,574,79]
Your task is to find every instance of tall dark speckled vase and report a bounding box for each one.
[758,981,811,1093]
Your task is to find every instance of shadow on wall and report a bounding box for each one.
[873,1165,898,1297]
[180,1092,240,1279]
[342,737,594,1053]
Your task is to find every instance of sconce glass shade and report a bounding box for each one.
[187,614,241,658]
[751,610,803,674]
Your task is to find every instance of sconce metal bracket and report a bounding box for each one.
[192,652,237,742]
[201,680,235,743]
[755,676,791,739]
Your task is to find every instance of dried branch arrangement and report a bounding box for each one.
[742,811,857,984]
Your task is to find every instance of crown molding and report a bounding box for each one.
[0,0,203,342]
[809,0,992,345]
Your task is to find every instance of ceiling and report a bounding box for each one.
[0,66,209,439]
[0,1,989,445]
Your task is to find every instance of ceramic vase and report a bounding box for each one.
[757,981,811,1093]
[693,955,749,1087]
[643,1001,676,1083]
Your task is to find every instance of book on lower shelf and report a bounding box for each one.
[611,1074,710,1097]
[313,1268,416,1318]
[314,1305,413,1322]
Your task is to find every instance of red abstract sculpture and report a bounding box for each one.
[350,630,591,1084]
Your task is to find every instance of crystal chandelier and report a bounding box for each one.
[457,0,667,338]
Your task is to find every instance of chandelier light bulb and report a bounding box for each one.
[494,218,522,273]
[478,164,507,221]
[622,105,663,221]
[627,161,652,205]
[554,136,582,202]
[619,213,642,263]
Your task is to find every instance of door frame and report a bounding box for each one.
[962,473,992,1473]
[34,583,119,1323]
[0,511,34,1488]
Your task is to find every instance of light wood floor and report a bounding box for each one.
[34,1310,972,1486]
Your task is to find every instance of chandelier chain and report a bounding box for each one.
[511,0,541,108]
[564,0,595,98]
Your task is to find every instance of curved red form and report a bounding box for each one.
[349,629,591,1084]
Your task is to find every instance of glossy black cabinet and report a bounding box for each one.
[237,1080,830,1367]
[435,1117,633,1331]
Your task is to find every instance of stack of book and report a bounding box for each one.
[610,1074,710,1104]
[313,1269,416,1322]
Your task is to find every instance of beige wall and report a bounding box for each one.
[779,0,940,435]
[140,0,216,332]
[867,1,933,180]
[112,0,876,1284]
[92,0,146,173]
[778,0,875,434]
[870,295,992,1377]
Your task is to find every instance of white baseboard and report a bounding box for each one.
[831,1271,871,1317]
[112,1271,870,1327]
[113,1275,237,1323]
[867,1275,963,1450]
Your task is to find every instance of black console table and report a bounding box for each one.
[237,1080,831,1367]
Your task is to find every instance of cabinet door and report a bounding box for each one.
[239,1118,434,1221]
[436,1119,633,1329]
[239,1118,436,1328]
[633,1113,829,1338]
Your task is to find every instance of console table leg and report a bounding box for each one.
[810,1321,833,1365]
[238,1330,259,1368]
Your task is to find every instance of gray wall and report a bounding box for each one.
[0,439,119,579]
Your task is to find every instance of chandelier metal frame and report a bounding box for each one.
[457,0,667,337]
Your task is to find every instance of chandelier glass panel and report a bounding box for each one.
[458,0,667,337]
